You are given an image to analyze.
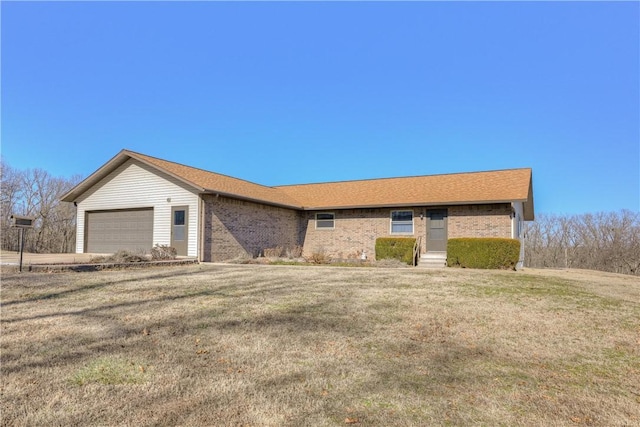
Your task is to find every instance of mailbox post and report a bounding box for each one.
[10,215,34,272]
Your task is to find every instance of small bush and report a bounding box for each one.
[375,238,417,265]
[90,250,148,264]
[306,248,331,264]
[151,244,177,260]
[228,253,256,264]
[447,238,520,270]
[263,245,303,259]
[285,245,303,259]
[263,246,284,258]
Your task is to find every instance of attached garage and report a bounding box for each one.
[85,208,154,253]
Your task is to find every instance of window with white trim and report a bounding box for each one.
[390,210,413,234]
[316,212,335,229]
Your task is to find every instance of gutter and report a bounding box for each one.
[301,199,528,211]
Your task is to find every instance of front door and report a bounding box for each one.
[171,206,188,256]
[426,209,448,252]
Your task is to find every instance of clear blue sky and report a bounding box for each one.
[2,1,638,215]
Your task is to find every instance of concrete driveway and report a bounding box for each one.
[0,251,102,266]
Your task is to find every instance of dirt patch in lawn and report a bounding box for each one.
[1,265,639,426]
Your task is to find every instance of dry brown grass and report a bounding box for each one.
[1,265,638,426]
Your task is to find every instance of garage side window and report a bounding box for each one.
[391,210,413,234]
[316,212,335,229]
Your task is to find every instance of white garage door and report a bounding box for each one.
[86,209,154,253]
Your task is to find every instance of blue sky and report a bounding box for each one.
[2,1,638,215]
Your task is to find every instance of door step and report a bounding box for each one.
[417,251,447,269]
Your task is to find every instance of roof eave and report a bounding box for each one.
[201,191,303,210]
[126,151,207,193]
[60,149,131,202]
[60,150,207,203]
[303,199,526,211]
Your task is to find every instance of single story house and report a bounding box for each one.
[61,149,534,266]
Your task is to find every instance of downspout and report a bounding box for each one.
[512,202,525,270]
[199,195,205,262]
[511,202,515,239]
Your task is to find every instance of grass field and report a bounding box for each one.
[1,265,639,426]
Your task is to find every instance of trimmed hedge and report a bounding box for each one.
[447,238,521,270]
[375,237,417,265]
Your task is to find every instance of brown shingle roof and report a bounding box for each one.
[276,169,532,208]
[129,151,302,208]
[62,149,534,220]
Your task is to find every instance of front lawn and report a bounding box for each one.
[1,265,638,426]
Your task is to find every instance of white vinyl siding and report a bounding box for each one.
[511,201,524,240]
[75,159,200,257]
[511,201,525,269]
[390,210,414,234]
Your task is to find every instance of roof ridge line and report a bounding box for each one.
[124,149,279,191]
[273,167,532,188]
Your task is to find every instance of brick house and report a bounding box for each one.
[61,149,534,266]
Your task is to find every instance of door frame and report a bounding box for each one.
[170,206,189,256]
[425,208,448,252]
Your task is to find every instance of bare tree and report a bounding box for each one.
[1,158,81,253]
[1,158,22,251]
[525,210,640,276]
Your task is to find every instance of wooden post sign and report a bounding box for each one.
[10,215,34,272]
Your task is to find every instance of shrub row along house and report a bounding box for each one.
[61,150,535,267]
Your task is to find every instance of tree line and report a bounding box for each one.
[1,159,639,275]
[1,158,81,254]
[524,210,640,276]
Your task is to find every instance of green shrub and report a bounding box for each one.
[375,238,417,265]
[447,238,520,270]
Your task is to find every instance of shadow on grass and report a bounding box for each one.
[1,281,293,325]
[0,267,221,308]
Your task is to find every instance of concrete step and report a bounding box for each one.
[420,251,447,260]
[417,251,447,268]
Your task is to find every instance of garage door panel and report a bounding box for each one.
[86,209,153,253]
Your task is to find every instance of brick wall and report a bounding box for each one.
[301,207,426,260]
[448,204,512,239]
[301,204,512,260]
[201,197,513,261]
[202,195,302,262]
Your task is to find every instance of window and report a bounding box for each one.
[173,209,186,241]
[316,212,335,229]
[391,210,413,234]
[174,210,185,226]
